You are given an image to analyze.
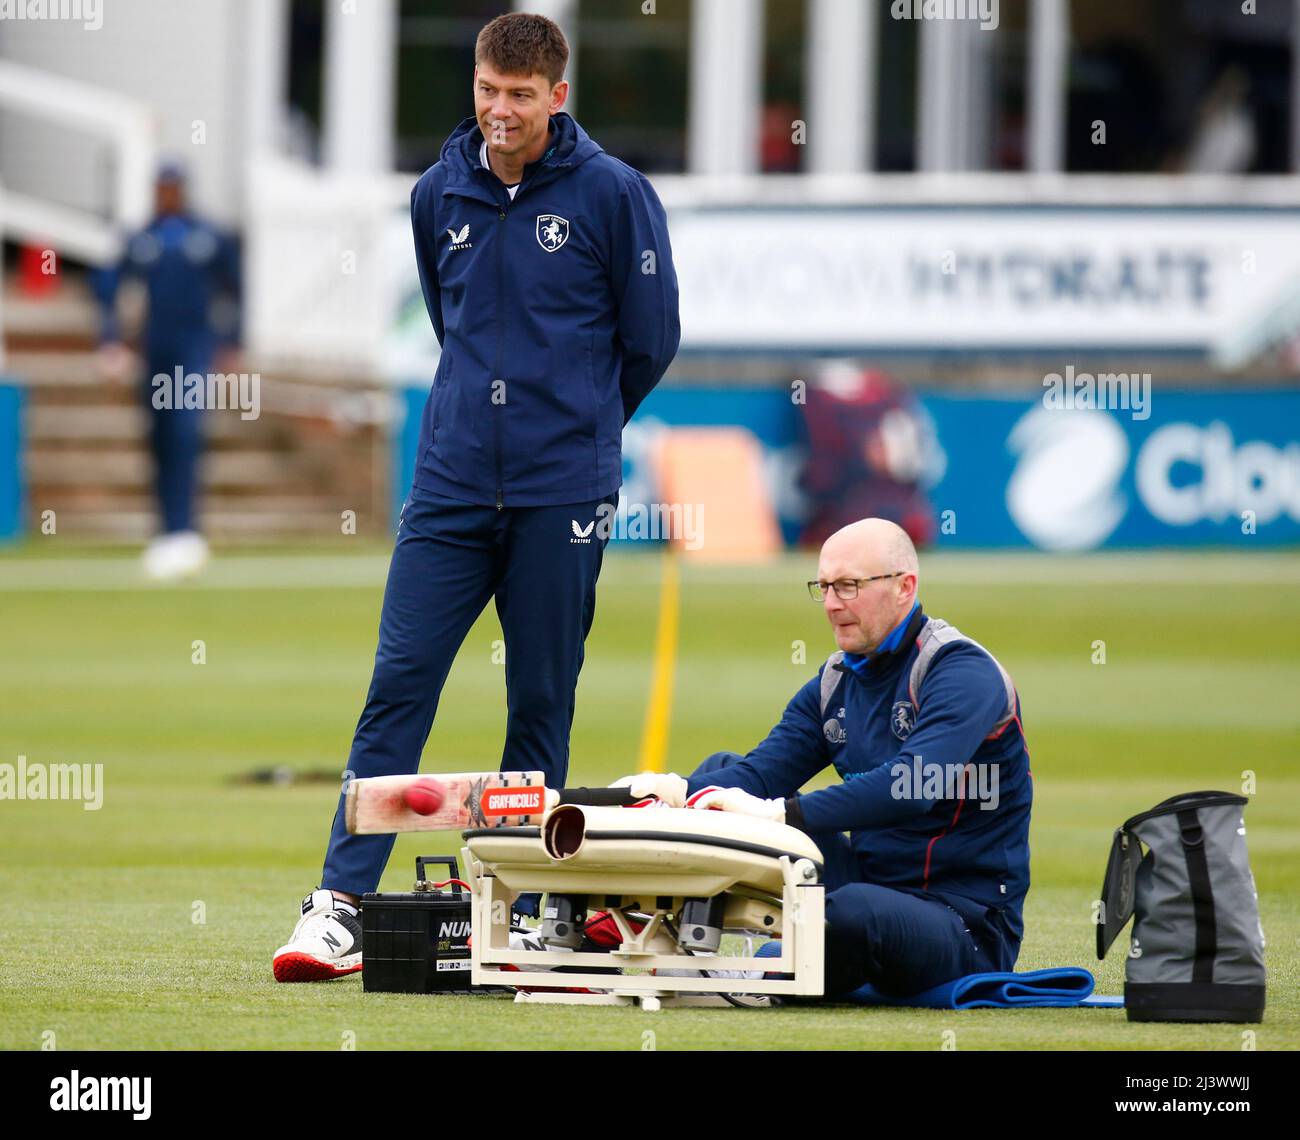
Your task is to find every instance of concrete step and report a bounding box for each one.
[4,350,107,386]
[36,507,384,542]
[26,487,366,512]
[2,278,105,350]
[27,448,313,488]
[25,404,280,442]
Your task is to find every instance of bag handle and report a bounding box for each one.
[1096,827,1141,960]
[1122,790,1244,830]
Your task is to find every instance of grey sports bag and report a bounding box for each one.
[1097,791,1265,1023]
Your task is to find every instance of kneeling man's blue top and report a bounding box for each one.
[687,597,1032,970]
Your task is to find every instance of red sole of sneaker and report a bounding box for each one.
[273,952,362,983]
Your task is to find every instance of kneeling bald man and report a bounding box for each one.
[624,518,1032,998]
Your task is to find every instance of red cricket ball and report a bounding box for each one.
[403,777,446,816]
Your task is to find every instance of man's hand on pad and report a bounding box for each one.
[609,771,689,808]
[686,785,786,823]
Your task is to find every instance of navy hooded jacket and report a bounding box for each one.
[686,606,1033,968]
[409,112,681,508]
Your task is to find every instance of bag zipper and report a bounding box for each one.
[1121,790,1246,833]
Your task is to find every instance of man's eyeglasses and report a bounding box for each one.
[807,572,905,602]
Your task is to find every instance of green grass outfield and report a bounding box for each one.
[1,545,1297,1051]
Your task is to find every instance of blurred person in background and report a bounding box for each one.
[95,161,242,580]
[761,101,803,172]
[1182,67,1256,174]
[798,362,944,550]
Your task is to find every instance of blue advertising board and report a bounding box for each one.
[924,390,1299,549]
[396,383,1300,549]
[0,383,23,543]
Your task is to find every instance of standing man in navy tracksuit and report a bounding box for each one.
[274,12,680,982]
[620,518,1032,998]
[96,162,241,580]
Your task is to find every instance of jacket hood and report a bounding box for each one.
[439,111,604,184]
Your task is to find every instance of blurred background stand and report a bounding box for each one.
[2,0,1299,554]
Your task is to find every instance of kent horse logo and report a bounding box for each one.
[536,214,569,252]
[891,700,916,740]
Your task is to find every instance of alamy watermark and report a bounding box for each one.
[890,0,999,32]
[0,0,101,30]
[152,368,260,420]
[569,499,705,551]
[1042,366,1151,421]
[49,1071,150,1120]
[0,755,103,810]
[890,757,1000,811]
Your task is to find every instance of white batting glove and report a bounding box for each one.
[686,785,786,823]
[610,772,689,808]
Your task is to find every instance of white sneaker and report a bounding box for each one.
[142,531,210,581]
[497,928,610,995]
[272,889,363,982]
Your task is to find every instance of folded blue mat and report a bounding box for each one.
[847,967,1122,1009]
[751,943,1123,1008]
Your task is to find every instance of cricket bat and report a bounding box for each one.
[344,771,639,835]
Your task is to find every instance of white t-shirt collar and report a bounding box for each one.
[479,138,520,200]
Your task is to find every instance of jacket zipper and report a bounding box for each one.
[476,148,566,511]
[493,202,506,510]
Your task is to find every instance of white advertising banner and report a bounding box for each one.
[667,207,1300,357]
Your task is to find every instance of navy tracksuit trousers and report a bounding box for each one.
[693,751,995,998]
[144,349,207,535]
[321,485,617,898]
